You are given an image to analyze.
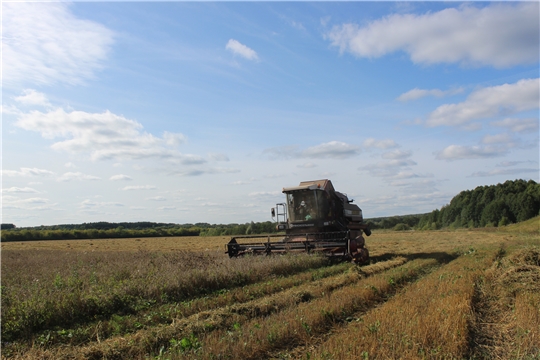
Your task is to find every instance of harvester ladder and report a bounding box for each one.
[275,203,287,223]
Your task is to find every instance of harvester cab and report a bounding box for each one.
[226,179,371,264]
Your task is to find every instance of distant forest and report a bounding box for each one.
[2,179,538,242]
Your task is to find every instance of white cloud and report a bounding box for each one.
[158,206,176,211]
[226,39,259,61]
[491,117,539,133]
[15,107,201,163]
[109,174,133,181]
[435,144,509,161]
[14,89,51,107]
[481,133,515,145]
[326,3,539,68]
[170,167,240,177]
[3,2,114,86]
[363,138,399,150]
[371,159,417,169]
[392,171,433,180]
[232,180,251,185]
[381,150,411,160]
[249,191,281,197]
[397,87,464,102]
[57,172,101,182]
[146,196,166,201]
[496,161,536,168]
[122,185,157,191]
[2,187,39,193]
[302,141,360,159]
[264,141,360,160]
[20,197,49,204]
[163,131,186,146]
[81,199,123,208]
[3,167,55,177]
[469,168,539,177]
[426,78,539,127]
[64,162,77,168]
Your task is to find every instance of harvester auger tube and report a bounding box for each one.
[226,179,372,265]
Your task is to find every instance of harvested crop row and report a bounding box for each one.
[307,248,496,359]
[182,257,440,359]
[14,262,352,351]
[470,245,540,359]
[11,257,409,359]
[2,250,329,343]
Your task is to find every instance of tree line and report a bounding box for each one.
[2,179,539,241]
[416,179,539,230]
[0,221,279,242]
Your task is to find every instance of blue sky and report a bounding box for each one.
[2,2,539,227]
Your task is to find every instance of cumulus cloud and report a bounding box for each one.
[2,187,39,193]
[435,144,509,161]
[109,174,133,181]
[326,3,539,68]
[15,106,201,163]
[57,172,101,182]
[3,2,114,86]
[226,39,259,61]
[426,78,539,127]
[397,87,464,102]
[363,138,399,150]
[163,131,186,146]
[14,89,51,107]
[122,185,157,191]
[491,117,539,133]
[3,167,55,177]
[264,141,360,160]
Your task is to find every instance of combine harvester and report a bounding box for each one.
[226,179,371,264]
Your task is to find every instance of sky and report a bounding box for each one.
[2,1,539,227]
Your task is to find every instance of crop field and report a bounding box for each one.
[2,218,539,359]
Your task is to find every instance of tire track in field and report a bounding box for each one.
[16,258,409,359]
[468,246,540,359]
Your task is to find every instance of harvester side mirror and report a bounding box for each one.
[271,208,275,217]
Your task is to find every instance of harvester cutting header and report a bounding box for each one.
[226,179,371,264]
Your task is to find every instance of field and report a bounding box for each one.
[2,218,539,359]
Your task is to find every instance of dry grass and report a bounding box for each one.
[470,245,540,359]
[0,235,231,252]
[2,227,538,359]
[308,248,493,359]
